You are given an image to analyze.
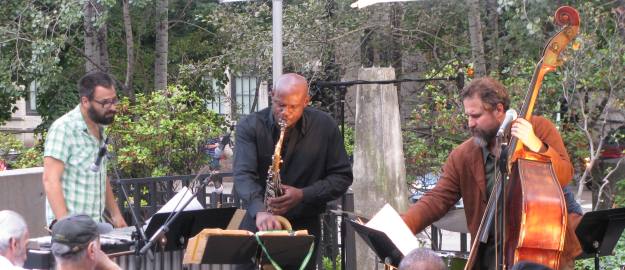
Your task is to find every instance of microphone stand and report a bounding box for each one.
[108,150,153,269]
[494,134,510,270]
[139,170,213,255]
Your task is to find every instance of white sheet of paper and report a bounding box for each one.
[365,203,419,256]
[144,186,204,227]
[157,186,204,213]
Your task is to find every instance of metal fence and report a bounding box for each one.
[110,173,355,270]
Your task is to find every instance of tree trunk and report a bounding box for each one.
[83,0,99,73]
[466,0,487,77]
[614,1,625,39]
[122,0,135,101]
[97,24,110,73]
[485,0,499,72]
[154,0,169,91]
[83,0,109,74]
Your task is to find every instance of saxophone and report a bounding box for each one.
[264,118,293,230]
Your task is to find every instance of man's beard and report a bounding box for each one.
[471,126,498,148]
[88,106,115,125]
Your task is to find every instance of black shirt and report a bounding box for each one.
[233,107,353,220]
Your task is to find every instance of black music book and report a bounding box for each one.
[144,207,237,251]
[184,229,315,267]
[346,204,420,267]
[349,220,404,267]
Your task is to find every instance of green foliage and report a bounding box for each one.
[0,133,23,161]
[322,254,341,270]
[575,234,625,269]
[616,178,625,208]
[107,85,225,177]
[199,0,366,82]
[0,132,43,169]
[12,142,44,169]
[0,0,84,126]
[339,125,354,157]
[403,63,467,184]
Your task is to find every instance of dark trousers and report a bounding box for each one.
[234,214,321,270]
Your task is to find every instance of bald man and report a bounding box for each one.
[233,73,353,269]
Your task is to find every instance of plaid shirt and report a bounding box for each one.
[44,105,107,224]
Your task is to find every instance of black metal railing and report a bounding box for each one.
[110,174,355,270]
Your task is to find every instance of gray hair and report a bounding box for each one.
[398,248,446,270]
[0,210,28,253]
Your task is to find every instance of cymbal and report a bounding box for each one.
[432,208,469,233]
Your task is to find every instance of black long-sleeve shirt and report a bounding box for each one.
[233,107,353,220]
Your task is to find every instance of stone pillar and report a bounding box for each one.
[258,81,269,110]
[352,67,409,269]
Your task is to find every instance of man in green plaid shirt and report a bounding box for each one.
[43,72,127,228]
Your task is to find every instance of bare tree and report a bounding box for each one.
[561,6,625,208]
[466,0,487,77]
[154,0,168,91]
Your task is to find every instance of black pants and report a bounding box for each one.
[234,214,321,270]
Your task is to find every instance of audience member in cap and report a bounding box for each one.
[51,214,120,270]
[0,210,29,269]
[398,248,446,270]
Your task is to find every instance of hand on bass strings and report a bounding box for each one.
[267,184,303,215]
[256,212,284,231]
[511,118,547,153]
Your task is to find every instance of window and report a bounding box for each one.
[233,75,259,116]
[206,75,261,117]
[206,79,229,115]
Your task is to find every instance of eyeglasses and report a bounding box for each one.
[92,98,119,107]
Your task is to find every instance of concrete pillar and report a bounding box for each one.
[0,167,47,237]
[352,67,409,269]
[258,81,269,110]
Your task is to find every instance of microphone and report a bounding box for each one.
[497,109,518,137]
[90,137,109,172]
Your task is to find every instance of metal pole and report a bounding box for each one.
[272,0,283,88]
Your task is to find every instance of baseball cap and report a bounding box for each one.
[50,214,113,256]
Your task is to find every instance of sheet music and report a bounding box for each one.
[144,186,204,227]
[365,203,419,256]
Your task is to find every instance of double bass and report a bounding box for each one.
[465,6,580,269]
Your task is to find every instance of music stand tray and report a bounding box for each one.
[144,207,237,251]
[575,207,625,262]
[184,229,314,268]
[348,220,403,267]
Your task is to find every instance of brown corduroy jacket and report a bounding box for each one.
[402,116,581,268]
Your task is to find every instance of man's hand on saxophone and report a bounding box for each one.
[256,184,303,231]
[267,184,303,215]
[255,212,284,231]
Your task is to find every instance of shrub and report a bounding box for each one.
[107,85,226,177]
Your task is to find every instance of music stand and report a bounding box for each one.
[348,220,403,267]
[144,207,236,251]
[575,207,625,270]
[183,230,315,268]
[255,234,316,267]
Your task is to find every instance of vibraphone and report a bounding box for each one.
[26,226,235,270]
